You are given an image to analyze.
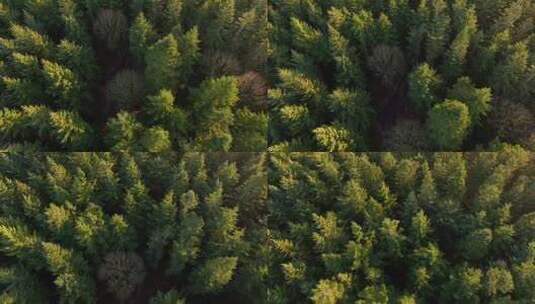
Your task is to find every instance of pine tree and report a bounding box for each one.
[41,59,84,109]
[42,242,95,304]
[485,263,514,298]
[432,153,467,201]
[408,63,442,113]
[513,244,535,300]
[0,218,42,268]
[424,0,451,63]
[427,100,471,150]
[176,26,200,82]
[168,199,204,274]
[0,265,48,303]
[278,104,312,137]
[459,228,492,261]
[137,127,171,152]
[328,88,373,137]
[48,110,94,150]
[144,34,180,93]
[144,89,186,137]
[356,284,389,304]
[491,42,533,102]
[313,125,357,152]
[290,17,327,60]
[105,112,143,151]
[310,278,346,304]
[55,40,99,82]
[0,106,94,150]
[442,27,471,81]
[230,108,268,151]
[277,68,322,103]
[129,13,156,64]
[327,25,365,88]
[447,77,492,126]
[1,76,43,106]
[9,24,50,57]
[441,266,482,302]
[189,256,238,294]
[418,161,437,204]
[191,76,239,151]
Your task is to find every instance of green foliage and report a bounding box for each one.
[0,105,94,150]
[189,256,239,294]
[313,124,357,152]
[0,0,266,151]
[310,277,346,304]
[269,0,535,150]
[268,150,535,303]
[41,59,84,109]
[427,100,471,150]
[191,76,240,151]
[129,13,156,64]
[0,152,267,303]
[231,108,268,152]
[408,63,442,113]
[447,77,492,126]
[144,34,180,93]
[460,228,493,261]
[42,242,95,303]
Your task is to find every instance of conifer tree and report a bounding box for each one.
[447,77,492,126]
[41,59,84,109]
[0,0,266,151]
[268,149,535,303]
[269,0,534,150]
[0,152,267,303]
[144,34,180,93]
[129,13,156,64]
[191,76,240,151]
[189,256,239,294]
[427,100,471,150]
[408,63,442,113]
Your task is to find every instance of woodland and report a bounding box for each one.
[0,148,534,303]
[268,148,535,303]
[269,0,535,151]
[0,152,268,303]
[0,0,267,151]
[0,0,534,303]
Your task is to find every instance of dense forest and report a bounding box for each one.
[1,1,535,303]
[0,149,533,303]
[269,0,535,151]
[0,0,267,151]
[268,148,535,303]
[0,152,268,303]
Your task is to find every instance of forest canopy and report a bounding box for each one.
[268,147,535,303]
[0,0,267,151]
[0,152,268,303]
[268,0,535,151]
[0,149,534,303]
